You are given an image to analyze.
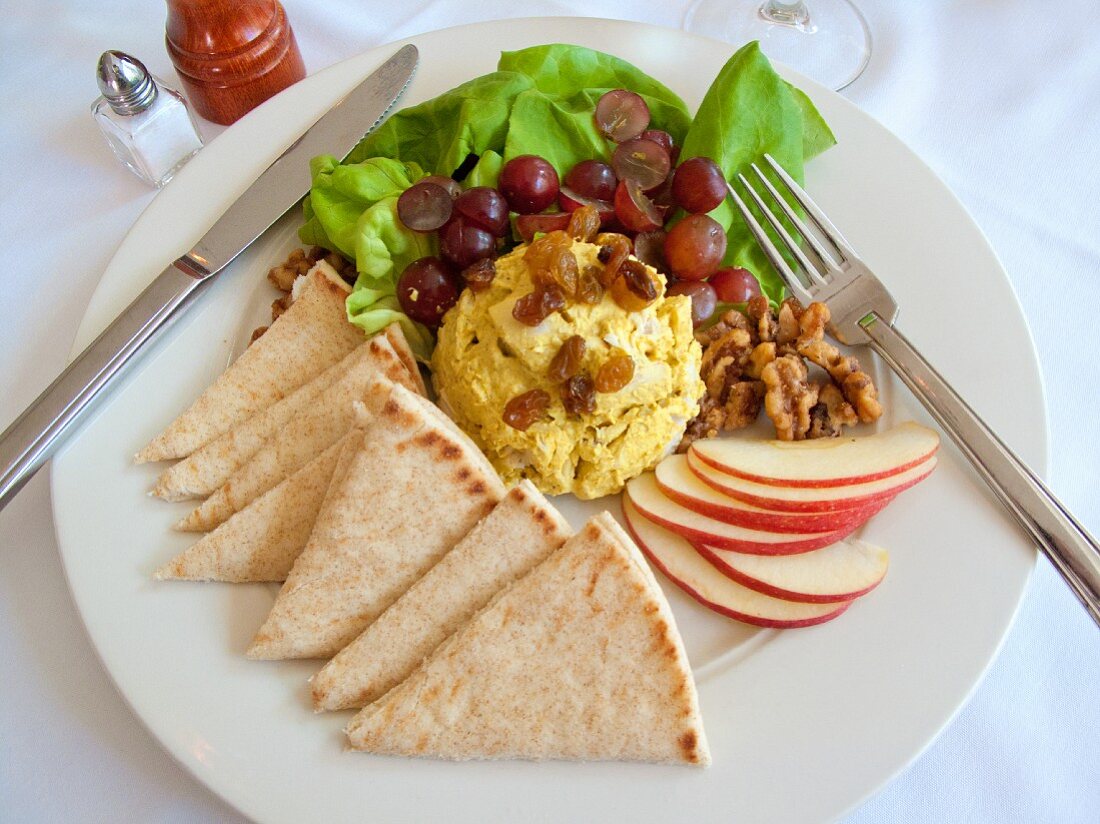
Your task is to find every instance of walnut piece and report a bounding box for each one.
[798,339,883,423]
[761,354,820,441]
[808,384,859,438]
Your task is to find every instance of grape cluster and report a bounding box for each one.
[394,87,766,330]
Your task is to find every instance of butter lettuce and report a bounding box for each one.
[679,42,836,302]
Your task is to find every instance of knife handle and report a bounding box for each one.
[0,261,211,510]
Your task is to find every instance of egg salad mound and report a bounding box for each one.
[432,238,704,499]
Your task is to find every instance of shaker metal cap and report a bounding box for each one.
[96,51,158,115]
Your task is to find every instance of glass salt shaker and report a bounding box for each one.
[91,50,204,188]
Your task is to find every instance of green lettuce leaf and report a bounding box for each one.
[464,150,504,188]
[679,42,836,302]
[345,280,434,361]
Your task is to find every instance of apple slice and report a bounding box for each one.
[622,496,852,627]
[656,454,891,533]
[691,422,940,488]
[625,474,851,554]
[695,539,889,604]
[688,449,937,513]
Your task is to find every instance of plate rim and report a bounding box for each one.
[50,16,1046,824]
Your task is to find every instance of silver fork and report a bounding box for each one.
[728,153,1100,627]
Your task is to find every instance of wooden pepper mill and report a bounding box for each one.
[165,0,306,125]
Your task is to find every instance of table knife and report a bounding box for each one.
[0,44,418,512]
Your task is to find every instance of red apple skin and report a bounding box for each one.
[656,471,893,533]
[689,422,941,488]
[625,484,853,554]
[691,441,939,489]
[688,451,937,514]
[623,507,853,628]
[693,543,887,604]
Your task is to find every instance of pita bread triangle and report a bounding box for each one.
[175,332,420,532]
[152,323,423,502]
[154,430,359,582]
[344,512,710,766]
[247,383,505,660]
[311,479,572,711]
[136,261,362,463]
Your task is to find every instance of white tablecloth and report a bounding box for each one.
[1,1,1097,821]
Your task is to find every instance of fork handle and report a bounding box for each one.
[862,314,1100,627]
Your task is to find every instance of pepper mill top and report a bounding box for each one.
[164,0,305,126]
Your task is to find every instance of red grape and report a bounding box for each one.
[667,280,718,327]
[515,212,571,242]
[594,89,650,142]
[612,138,670,191]
[564,160,618,201]
[420,175,461,199]
[613,179,663,233]
[499,155,559,214]
[672,156,727,214]
[640,129,673,155]
[397,181,453,232]
[558,187,615,222]
[633,229,667,272]
[439,216,495,269]
[454,187,509,237]
[665,214,727,280]
[397,257,460,327]
[709,267,762,303]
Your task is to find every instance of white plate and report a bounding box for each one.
[51,17,1044,824]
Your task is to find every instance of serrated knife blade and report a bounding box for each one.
[0,44,418,511]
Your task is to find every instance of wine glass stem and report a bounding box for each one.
[761,1,812,30]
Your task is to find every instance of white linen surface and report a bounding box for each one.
[0,1,1097,821]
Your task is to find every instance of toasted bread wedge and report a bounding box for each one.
[247,384,505,659]
[136,262,361,463]
[311,480,572,710]
[154,431,359,582]
[345,512,710,765]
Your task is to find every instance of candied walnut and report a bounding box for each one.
[746,294,777,342]
[798,339,883,423]
[776,301,801,347]
[724,381,765,429]
[700,327,753,393]
[503,389,550,431]
[513,285,566,326]
[797,301,829,345]
[808,384,859,438]
[525,231,579,297]
[267,248,310,291]
[463,258,496,293]
[678,399,724,451]
[761,355,820,441]
[248,326,268,346]
[609,259,660,311]
[561,374,596,416]
[576,265,605,304]
[271,295,291,323]
[695,308,752,346]
[595,350,635,393]
[567,205,601,242]
[549,335,586,382]
[744,341,777,380]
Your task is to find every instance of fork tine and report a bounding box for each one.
[749,164,842,272]
[725,182,815,306]
[737,172,828,285]
[763,153,856,260]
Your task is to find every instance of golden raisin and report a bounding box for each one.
[610,259,660,311]
[594,233,632,284]
[463,258,496,292]
[525,230,579,297]
[595,350,635,393]
[566,205,601,242]
[576,265,605,305]
[549,335,587,382]
[512,285,566,326]
[503,389,550,431]
[560,374,597,416]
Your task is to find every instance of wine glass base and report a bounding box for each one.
[685,0,872,91]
